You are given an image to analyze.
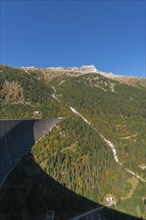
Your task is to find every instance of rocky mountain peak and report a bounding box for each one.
[80,65,97,72]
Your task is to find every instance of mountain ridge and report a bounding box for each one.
[0,64,146,219]
[14,64,146,88]
[1,64,145,79]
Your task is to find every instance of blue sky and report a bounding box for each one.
[1,0,145,77]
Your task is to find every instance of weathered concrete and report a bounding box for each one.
[0,119,60,187]
[0,120,21,139]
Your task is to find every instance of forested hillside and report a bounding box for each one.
[31,117,131,201]
[0,65,70,118]
[0,65,146,219]
[51,74,146,180]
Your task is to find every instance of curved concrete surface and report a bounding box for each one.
[0,119,60,187]
[0,120,21,139]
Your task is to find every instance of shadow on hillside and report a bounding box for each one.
[0,119,59,186]
[0,120,35,186]
[0,154,143,220]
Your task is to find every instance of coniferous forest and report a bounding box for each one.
[0,65,146,219]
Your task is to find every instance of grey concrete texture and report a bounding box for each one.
[0,119,60,187]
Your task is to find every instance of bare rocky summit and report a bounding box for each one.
[18,64,146,88]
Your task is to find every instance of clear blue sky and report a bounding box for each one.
[1,0,145,77]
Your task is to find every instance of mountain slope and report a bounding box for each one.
[0,65,70,118]
[0,65,146,219]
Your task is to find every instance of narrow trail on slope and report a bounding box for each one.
[70,107,146,183]
[99,133,122,166]
[51,86,146,183]
[125,169,146,183]
[23,68,30,74]
[51,86,61,103]
[69,107,120,165]
[69,107,91,125]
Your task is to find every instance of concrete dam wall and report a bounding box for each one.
[0,120,21,139]
[0,119,60,187]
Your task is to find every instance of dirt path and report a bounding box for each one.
[51,86,146,183]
